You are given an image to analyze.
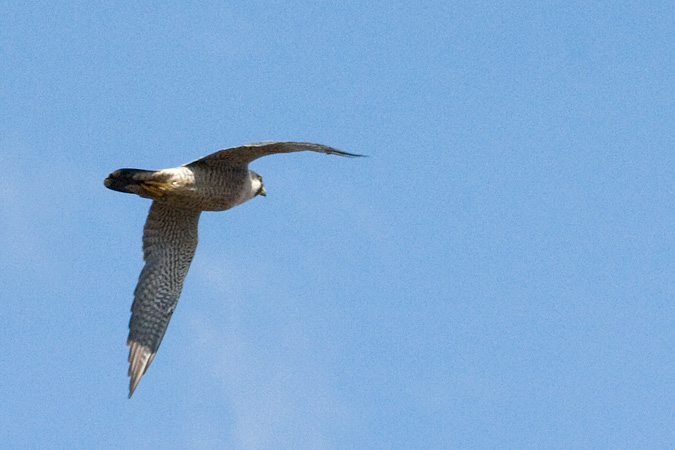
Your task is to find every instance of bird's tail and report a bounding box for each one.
[104,168,156,195]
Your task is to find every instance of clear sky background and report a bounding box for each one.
[1,1,673,449]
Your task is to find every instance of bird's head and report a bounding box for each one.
[250,170,266,197]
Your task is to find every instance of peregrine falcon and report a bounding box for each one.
[104,141,363,397]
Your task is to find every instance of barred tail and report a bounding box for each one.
[104,168,156,195]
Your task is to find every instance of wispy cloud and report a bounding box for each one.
[185,302,352,450]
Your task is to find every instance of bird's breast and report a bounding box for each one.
[166,166,249,211]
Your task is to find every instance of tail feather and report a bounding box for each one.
[104,168,155,194]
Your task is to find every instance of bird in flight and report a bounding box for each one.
[104,141,363,397]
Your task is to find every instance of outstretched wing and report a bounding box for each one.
[186,141,364,168]
[127,201,201,397]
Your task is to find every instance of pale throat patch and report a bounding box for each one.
[250,174,263,194]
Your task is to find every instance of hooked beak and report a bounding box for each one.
[259,186,266,197]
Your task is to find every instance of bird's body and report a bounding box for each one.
[104,141,362,397]
[105,165,253,211]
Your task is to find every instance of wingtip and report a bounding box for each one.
[128,368,142,398]
[128,379,139,398]
[285,141,367,158]
[327,148,368,158]
[342,151,368,158]
[127,340,155,399]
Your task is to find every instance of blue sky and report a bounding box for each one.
[1,1,674,448]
